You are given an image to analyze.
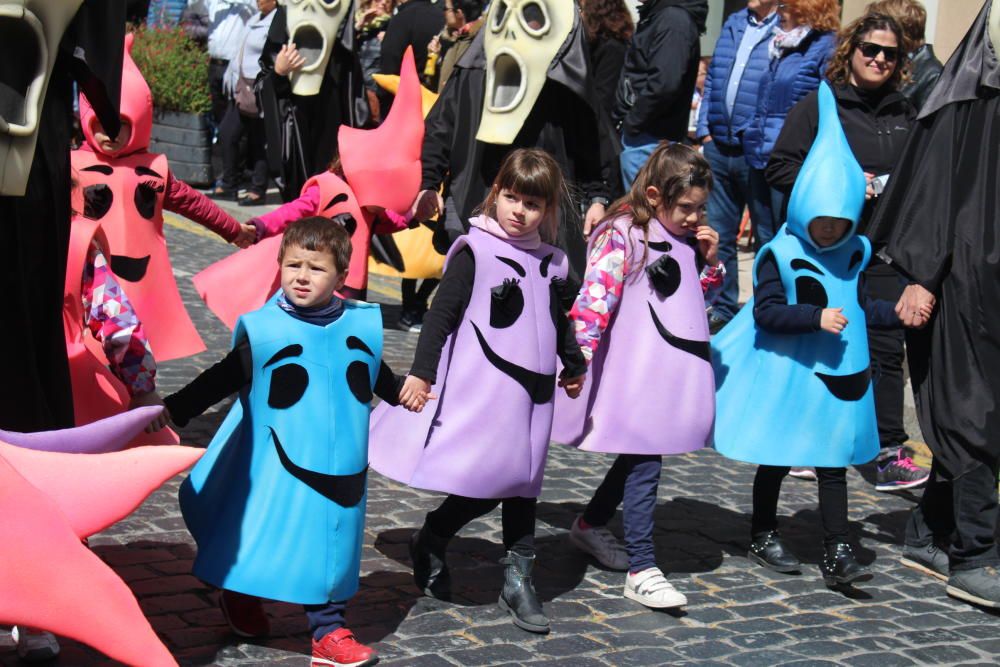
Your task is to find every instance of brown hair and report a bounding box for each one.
[865,0,927,50]
[579,0,634,43]
[279,216,353,274]
[477,148,567,243]
[600,142,713,272]
[827,13,910,90]
[784,0,841,33]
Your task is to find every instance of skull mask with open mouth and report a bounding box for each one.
[283,0,350,96]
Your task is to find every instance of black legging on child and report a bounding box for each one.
[425,494,536,555]
[751,465,848,546]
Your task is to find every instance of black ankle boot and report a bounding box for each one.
[821,542,872,586]
[748,531,801,573]
[409,527,451,599]
[498,551,550,634]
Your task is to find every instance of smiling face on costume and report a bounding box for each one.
[494,187,549,238]
[647,185,708,238]
[849,29,898,90]
[279,244,346,308]
[809,216,850,248]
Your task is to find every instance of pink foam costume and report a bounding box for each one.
[193,47,425,328]
[73,35,240,361]
[369,225,568,498]
[551,218,715,454]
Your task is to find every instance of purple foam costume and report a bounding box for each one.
[369,227,567,499]
[551,218,715,454]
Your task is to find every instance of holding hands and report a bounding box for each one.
[275,43,306,77]
[410,189,444,222]
[896,284,935,328]
[233,222,257,248]
[399,375,437,412]
[559,374,586,399]
[130,390,170,433]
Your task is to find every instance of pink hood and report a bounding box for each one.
[80,33,153,157]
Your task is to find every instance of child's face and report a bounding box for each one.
[809,217,850,247]
[648,186,708,237]
[279,245,346,308]
[495,188,549,237]
[92,118,132,155]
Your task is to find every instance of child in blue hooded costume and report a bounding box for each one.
[712,82,924,587]
[160,217,426,667]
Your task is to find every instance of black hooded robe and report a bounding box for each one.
[867,1,1000,477]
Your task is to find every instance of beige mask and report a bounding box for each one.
[990,0,1000,58]
[283,0,350,96]
[0,0,83,195]
[476,0,575,145]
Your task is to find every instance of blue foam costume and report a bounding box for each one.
[712,82,879,468]
[179,295,383,604]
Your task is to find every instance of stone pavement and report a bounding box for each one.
[4,216,997,667]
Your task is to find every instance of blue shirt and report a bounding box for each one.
[725,11,779,118]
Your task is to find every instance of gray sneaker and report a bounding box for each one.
[901,543,949,581]
[946,566,1000,608]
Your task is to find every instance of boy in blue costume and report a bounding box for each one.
[712,82,927,586]
[160,217,427,667]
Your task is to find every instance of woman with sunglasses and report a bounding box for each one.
[765,12,925,496]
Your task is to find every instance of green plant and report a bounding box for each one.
[131,26,212,114]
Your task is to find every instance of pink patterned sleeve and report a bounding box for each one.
[569,225,629,363]
[81,241,157,396]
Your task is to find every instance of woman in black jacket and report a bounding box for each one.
[766,12,923,492]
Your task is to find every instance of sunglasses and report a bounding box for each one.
[856,41,899,62]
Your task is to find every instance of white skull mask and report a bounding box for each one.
[283,0,350,96]
[0,0,83,195]
[477,0,575,145]
[990,0,1000,57]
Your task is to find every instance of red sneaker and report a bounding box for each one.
[220,589,270,638]
[311,627,378,667]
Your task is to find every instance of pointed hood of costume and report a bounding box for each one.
[80,33,152,157]
[785,82,866,253]
[338,47,423,213]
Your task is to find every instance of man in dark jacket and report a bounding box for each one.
[867,0,943,112]
[614,0,708,186]
[696,0,779,331]
[379,0,445,113]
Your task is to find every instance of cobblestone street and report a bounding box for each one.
[4,214,998,666]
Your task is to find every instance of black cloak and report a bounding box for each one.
[867,0,1000,476]
[0,0,125,432]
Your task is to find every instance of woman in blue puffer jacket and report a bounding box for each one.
[742,0,838,240]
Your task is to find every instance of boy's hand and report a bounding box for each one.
[233,223,257,248]
[820,307,848,334]
[275,43,306,77]
[695,224,720,266]
[896,283,936,328]
[410,189,443,221]
[559,375,586,399]
[129,390,170,433]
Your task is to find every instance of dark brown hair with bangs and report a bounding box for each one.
[477,148,566,243]
[279,216,353,274]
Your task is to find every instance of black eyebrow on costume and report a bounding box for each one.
[264,344,303,368]
[135,166,162,178]
[791,259,824,275]
[496,256,526,277]
[82,164,114,175]
[326,193,349,210]
[346,336,374,357]
[539,253,553,277]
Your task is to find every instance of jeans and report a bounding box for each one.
[425,494,537,555]
[303,600,347,640]
[751,465,849,546]
[583,454,663,572]
[619,132,663,188]
[703,141,781,322]
[905,459,1000,571]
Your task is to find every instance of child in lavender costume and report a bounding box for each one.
[553,143,724,609]
[369,149,587,634]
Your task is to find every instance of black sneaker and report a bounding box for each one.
[900,542,949,581]
[947,566,1000,608]
[875,449,930,492]
[398,310,422,333]
[821,543,872,586]
[708,315,729,335]
[748,531,801,573]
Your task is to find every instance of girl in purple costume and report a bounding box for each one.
[368,149,587,634]
[557,144,723,610]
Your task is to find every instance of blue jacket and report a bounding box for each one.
[696,8,777,147]
[743,29,835,169]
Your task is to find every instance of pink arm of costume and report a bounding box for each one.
[252,185,321,239]
[82,241,156,396]
[373,208,413,234]
[163,173,241,242]
[569,225,628,363]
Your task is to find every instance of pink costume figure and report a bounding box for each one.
[72,34,242,361]
[193,48,425,329]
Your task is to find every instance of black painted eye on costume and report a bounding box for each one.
[268,363,309,409]
[134,179,164,220]
[540,253,553,277]
[646,254,682,298]
[346,361,374,403]
[490,278,525,329]
[795,276,829,308]
[83,184,113,220]
[325,193,349,210]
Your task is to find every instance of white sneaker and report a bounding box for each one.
[569,516,629,571]
[11,626,60,662]
[789,467,817,481]
[624,567,687,609]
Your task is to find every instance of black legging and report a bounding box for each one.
[219,103,269,197]
[425,494,536,555]
[751,465,848,546]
